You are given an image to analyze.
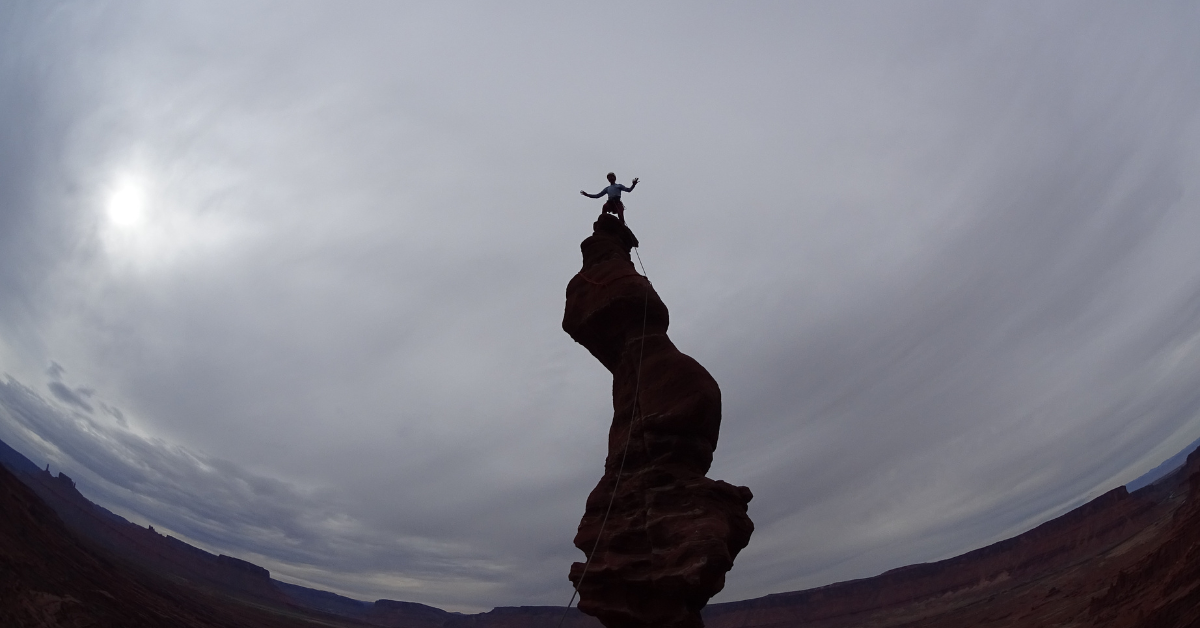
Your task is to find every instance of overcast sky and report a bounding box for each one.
[2,0,1200,613]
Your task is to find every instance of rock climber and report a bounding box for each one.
[580,172,638,224]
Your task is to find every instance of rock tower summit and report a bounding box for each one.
[562,214,754,628]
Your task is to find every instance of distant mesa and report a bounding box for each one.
[1127,434,1200,491]
[4,365,1200,624]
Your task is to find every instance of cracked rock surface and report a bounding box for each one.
[563,214,753,628]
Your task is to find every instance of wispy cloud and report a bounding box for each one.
[0,376,515,609]
[1,0,1200,611]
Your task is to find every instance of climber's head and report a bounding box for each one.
[607,172,616,183]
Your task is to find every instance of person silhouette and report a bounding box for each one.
[581,172,639,224]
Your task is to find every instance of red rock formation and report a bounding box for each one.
[1087,449,1200,628]
[6,415,1200,628]
[696,450,1200,628]
[18,464,291,607]
[562,214,754,628]
[0,459,307,627]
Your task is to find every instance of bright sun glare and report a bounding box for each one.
[107,177,147,228]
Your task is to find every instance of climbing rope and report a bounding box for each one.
[557,246,652,628]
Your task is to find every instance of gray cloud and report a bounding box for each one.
[0,376,516,607]
[1,0,1200,612]
[46,362,65,380]
[47,381,93,413]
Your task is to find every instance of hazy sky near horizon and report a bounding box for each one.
[3,0,1200,612]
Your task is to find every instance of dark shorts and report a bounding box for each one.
[602,199,625,216]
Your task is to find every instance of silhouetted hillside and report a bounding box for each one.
[3,434,1200,627]
[0,458,356,627]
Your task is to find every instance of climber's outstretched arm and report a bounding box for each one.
[580,190,604,198]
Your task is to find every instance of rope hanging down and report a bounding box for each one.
[557,247,653,628]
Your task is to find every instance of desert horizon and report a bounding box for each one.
[3,427,1199,626]
[3,2,1200,626]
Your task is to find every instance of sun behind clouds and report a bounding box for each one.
[106,174,147,229]
[96,166,252,273]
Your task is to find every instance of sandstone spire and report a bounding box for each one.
[563,213,754,628]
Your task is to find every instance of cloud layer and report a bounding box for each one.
[2,0,1200,612]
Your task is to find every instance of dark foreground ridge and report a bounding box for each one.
[3,394,1200,626]
[561,214,755,628]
